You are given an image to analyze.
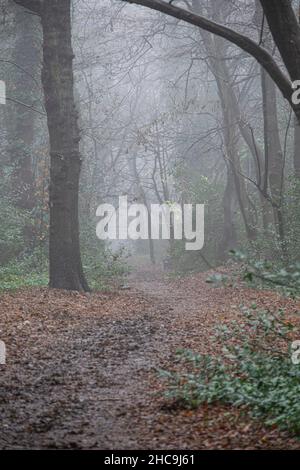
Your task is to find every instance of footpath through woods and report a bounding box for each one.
[0,264,299,449]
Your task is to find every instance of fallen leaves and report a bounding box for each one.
[0,266,299,449]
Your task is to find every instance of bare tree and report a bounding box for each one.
[122,0,300,177]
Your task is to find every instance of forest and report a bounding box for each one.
[0,0,300,452]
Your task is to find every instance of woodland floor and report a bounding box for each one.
[0,264,300,449]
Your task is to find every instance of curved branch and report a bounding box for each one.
[122,0,294,107]
[0,59,41,90]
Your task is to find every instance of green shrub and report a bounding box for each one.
[0,246,48,291]
[0,197,31,265]
[80,216,130,290]
[232,251,300,297]
[160,307,300,435]
[83,245,129,290]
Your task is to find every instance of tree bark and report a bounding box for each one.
[14,0,89,291]
[294,117,300,178]
[219,165,237,258]
[259,0,300,178]
[41,0,89,291]
[259,0,300,83]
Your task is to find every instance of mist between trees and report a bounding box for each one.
[1,0,300,291]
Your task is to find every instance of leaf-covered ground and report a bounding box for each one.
[0,267,299,449]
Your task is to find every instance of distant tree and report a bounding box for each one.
[122,0,300,177]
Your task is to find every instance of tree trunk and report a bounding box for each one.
[294,118,300,179]
[41,0,89,291]
[130,152,156,265]
[7,7,38,212]
[294,2,300,180]
[219,165,237,259]
[195,5,257,242]
[259,0,300,84]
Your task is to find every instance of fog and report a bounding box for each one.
[0,0,300,451]
[1,0,297,281]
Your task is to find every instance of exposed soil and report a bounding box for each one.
[0,265,299,449]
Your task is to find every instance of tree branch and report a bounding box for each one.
[122,0,294,107]
[6,96,46,116]
[260,0,300,83]
[13,0,41,15]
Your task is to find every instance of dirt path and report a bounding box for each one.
[0,267,299,449]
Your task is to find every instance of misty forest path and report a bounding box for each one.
[0,265,300,449]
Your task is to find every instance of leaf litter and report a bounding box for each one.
[0,266,299,449]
